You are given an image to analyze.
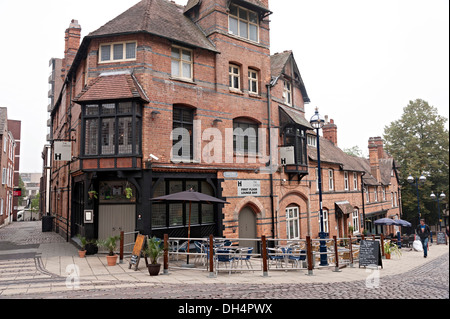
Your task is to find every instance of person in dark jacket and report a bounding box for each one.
[416,219,431,258]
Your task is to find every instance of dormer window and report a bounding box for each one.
[228,4,259,42]
[283,80,292,105]
[99,41,136,63]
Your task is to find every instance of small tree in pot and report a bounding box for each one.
[97,235,120,266]
[77,234,87,258]
[144,237,164,276]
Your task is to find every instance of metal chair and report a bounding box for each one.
[215,248,235,275]
[236,247,254,270]
[267,247,284,268]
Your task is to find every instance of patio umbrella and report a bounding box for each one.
[150,189,229,266]
[394,219,412,227]
[374,218,398,226]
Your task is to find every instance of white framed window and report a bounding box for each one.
[366,187,370,203]
[0,198,3,216]
[391,192,394,207]
[283,80,292,105]
[229,64,241,90]
[307,135,316,147]
[248,69,258,94]
[353,172,358,190]
[374,186,378,202]
[228,4,259,42]
[171,46,193,80]
[286,206,300,239]
[394,192,398,207]
[382,187,386,201]
[315,168,320,191]
[344,171,349,191]
[99,41,136,63]
[352,208,360,233]
[328,169,334,191]
[1,168,6,185]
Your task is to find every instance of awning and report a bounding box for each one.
[279,105,313,130]
[335,201,354,215]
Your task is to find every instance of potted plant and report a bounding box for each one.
[77,234,87,258]
[88,190,98,200]
[384,241,402,259]
[97,235,120,266]
[144,237,164,276]
[125,185,133,199]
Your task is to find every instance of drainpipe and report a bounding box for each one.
[361,172,366,234]
[266,84,276,240]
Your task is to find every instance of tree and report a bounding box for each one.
[383,99,449,227]
[343,145,364,157]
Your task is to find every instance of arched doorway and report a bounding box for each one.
[239,206,257,251]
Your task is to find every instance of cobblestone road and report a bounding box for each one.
[1,222,449,301]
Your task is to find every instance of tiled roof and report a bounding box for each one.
[271,50,292,80]
[74,73,149,103]
[88,0,218,53]
[279,105,313,129]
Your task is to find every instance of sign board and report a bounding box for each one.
[359,240,383,269]
[223,171,238,178]
[280,146,295,165]
[237,180,260,197]
[54,141,72,161]
[13,188,22,197]
[84,210,94,224]
[128,234,147,271]
[436,231,447,245]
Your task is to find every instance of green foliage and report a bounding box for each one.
[343,145,364,157]
[77,234,87,250]
[384,241,402,259]
[144,237,164,265]
[96,236,120,256]
[383,99,449,226]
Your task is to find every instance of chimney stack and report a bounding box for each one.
[63,19,81,76]
[368,137,383,182]
[322,117,338,146]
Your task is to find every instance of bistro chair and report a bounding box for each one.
[215,248,235,275]
[267,247,284,268]
[236,247,254,270]
[288,249,306,268]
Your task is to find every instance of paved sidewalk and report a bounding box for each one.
[1,221,449,296]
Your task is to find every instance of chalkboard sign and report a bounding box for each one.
[359,240,383,269]
[436,232,447,245]
[128,234,147,271]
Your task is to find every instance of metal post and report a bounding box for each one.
[349,235,354,267]
[316,127,328,266]
[380,233,385,257]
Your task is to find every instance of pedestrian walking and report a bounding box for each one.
[416,219,431,258]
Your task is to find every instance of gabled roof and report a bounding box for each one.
[270,50,310,103]
[73,72,149,103]
[88,0,218,53]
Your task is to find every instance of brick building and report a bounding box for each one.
[46,0,401,245]
[0,108,21,225]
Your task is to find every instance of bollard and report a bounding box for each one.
[306,236,313,276]
[208,234,216,278]
[119,231,124,264]
[163,234,169,275]
[333,236,341,272]
[348,235,354,267]
[261,236,268,277]
[380,233,385,257]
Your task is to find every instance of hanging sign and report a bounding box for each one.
[54,141,72,161]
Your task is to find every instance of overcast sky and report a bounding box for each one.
[0,0,448,173]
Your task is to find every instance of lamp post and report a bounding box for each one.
[407,174,426,224]
[310,108,328,266]
[430,191,446,231]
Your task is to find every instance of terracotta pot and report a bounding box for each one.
[385,253,391,259]
[147,263,161,276]
[78,250,86,258]
[106,254,118,266]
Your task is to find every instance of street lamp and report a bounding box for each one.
[310,107,328,266]
[430,191,446,231]
[407,174,426,223]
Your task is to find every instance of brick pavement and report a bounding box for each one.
[0,221,448,299]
